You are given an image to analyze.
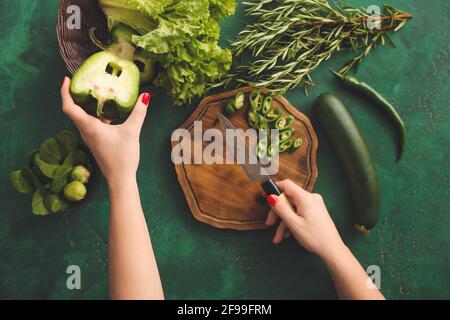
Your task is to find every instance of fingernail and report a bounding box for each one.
[141,93,151,106]
[266,195,278,207]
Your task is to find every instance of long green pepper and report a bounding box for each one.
[331,70,407,161]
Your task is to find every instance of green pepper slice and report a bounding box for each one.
[261,95,273,115]
[224,92,245,115]
[279,139,293,153]
[248,111,259,129]
[267,144,278,158]
[275,115,295,130]
[70,51,140,118]
[249,89,262,111]
[265,107,282,122]
[257,138,268,160]
[234,92,245,110]
[224,101,236,115]
[257,114,270,136]
[292,137,303,150]
[279,128,295,142]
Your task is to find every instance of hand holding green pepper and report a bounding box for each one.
[62,77,151,186]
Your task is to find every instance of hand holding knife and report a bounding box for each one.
[217,113,295,239]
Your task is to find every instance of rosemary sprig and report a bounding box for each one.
[212,0,412,94]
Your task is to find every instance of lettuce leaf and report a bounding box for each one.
[154,39,232,105]
[99,0,169,33]
[98,0,236,106]
[210,0,237,20]
[132,0,210,54]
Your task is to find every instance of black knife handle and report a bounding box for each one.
[261,178,282,196]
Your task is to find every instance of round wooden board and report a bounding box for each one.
[172,87,318,230]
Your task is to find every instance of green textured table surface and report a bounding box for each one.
[0,0,449,299]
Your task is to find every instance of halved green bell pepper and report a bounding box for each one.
[70,51,140,118]
[90,24,157,84]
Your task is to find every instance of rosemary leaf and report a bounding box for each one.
[211,0,412,94]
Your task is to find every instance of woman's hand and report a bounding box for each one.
[61,77,151,185]
[265,180,345,259]
[266,180,385,300]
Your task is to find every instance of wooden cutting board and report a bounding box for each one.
[172,87,318,230]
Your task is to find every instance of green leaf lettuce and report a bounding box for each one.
[99,0,235,106]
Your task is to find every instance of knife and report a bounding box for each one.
[217,113,295,212]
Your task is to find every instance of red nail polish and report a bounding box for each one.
[141,93,151,105]
[266,195,278,207]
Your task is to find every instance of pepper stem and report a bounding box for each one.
[96,98,106,117]
[89,28,110,52]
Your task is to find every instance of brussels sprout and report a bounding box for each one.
[34,153,59,179]
[51,165,73,193]
[10,170,34,194]
[64,181,87,202]
[39,138,62,165]
[55,130,78,158]
[32,188,50,216]
[63,150,87,167]
[45,192,69,213]
[71,165,91,184]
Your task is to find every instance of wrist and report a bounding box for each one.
[318,240,349,267]
[107,174,137,193]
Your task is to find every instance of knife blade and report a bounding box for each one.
[217,112,283,197]
[217,112,296,239]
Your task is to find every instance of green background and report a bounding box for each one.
[0,0,448,299]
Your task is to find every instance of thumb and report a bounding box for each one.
[266,194,301,227]
[124,93,151,133]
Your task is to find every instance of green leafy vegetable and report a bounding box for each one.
[10,170,34,194]
[99,0,163,33]
[51,165,73,193]
[55,130,78,158]
[45,192,70,214]
[32,188,50,216]
[63,150,87,167]
[34,153,59,179]
[98,0,235,106]
[39,138,62,165]
[11,130,95,216]
[21,166,42,189]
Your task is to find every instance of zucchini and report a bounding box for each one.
[314,93,380,233]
